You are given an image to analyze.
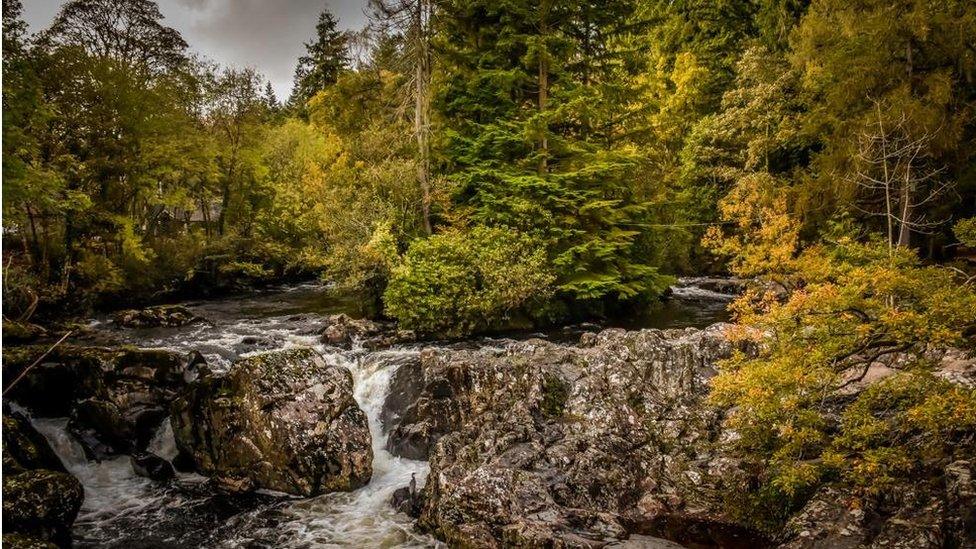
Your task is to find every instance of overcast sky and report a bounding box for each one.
[21,0,370,101]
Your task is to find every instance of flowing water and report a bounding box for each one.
[19,279,734,548]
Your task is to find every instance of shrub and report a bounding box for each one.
[710,238,976,530]
[383,226,555,337]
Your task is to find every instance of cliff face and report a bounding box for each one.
[383,325,976,548]
[383,325,763,547]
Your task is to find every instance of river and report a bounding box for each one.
[21,278,733,548]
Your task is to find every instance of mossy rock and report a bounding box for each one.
[2,533,58,549]
[171,347,373,496]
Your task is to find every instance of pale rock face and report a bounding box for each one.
[171,347,372,496]
[384,324,766,547]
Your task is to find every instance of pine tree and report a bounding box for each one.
[436,0,672,306]
[290,9,349,111]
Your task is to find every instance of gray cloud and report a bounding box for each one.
[21,0,369,100]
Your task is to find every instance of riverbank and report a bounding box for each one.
[3,279,972,548]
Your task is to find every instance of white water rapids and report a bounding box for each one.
[17,280,731,547]
[25,283,441,547]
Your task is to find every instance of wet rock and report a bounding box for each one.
[2,413,83,548]
[2,414,66,473]
[2,470,85,547]
[402,325,769,547]
[391,476,424,519]
[3,345,197,455]
[2,533,58,549]
[383,349,470,460]
[113,305,204,328]
[130,451,176,481]
[182,350,210,383]
[672,277,748,299]
[171,347,373,497]
[1,321,49,345]
[319,313,415,350]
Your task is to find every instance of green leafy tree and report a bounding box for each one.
[710,238,976,529]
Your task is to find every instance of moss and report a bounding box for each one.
[540,373,570,420]
[2,533,58,549]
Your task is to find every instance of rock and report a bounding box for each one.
[671,277,748,300]
[113,305,204,328]
[2,414,66,474]
[2,470,85,547]
[1,321,49,345]
[130,451,176,481]
[391,476,424,519]
[775,481,974,549]
[383,348,470,460]
[404,324,768,547]
[319,314,415,350]
[4,345,199,456]
[171,347,373,496]
[2,413,83,548]
[2,533,59,549]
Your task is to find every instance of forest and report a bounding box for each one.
[2,0,976,547]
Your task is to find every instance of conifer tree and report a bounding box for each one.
[290,9,349,110]
[436,0,672,306]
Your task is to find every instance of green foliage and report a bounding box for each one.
[435,0,674,308]
[954,218,976,248]
[827,371,976,496]
[383,227,555,337]
[710,239,976,529]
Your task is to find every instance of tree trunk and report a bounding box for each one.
[415,0,433,235]
[897,176,913,248]
[538,3,549,175]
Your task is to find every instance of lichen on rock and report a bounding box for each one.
[171,347,372,496]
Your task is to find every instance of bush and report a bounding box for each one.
[710,238,976,530]
[383,226,555,337]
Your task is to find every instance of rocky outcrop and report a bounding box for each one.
[382,353,467,459]
[3,346,202,457]
[171,347,372,496]
[113,305,204,328]
[388,325,976,548]
[388,325,766,547]
[320,313,415,350]
[777,459,976,549]
[2,413,84,548]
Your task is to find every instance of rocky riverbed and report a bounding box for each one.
[3,280,972,548]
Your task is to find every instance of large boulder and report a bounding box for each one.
[171,347,373,496]
[2,413,84,548]
[320,314,415,350]
[113,305,203,328]
[3,345,204,457]
[396,325,766,547]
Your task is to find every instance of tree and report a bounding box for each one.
[41,0,188,75]
[710,238,976,529]
[433,0,672,309]
[854,102,951,251]
[384,227,555,337]
[369,0,435,234]
[290,9,349,110]
[205,67,271,237]
[790,0,976,249]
